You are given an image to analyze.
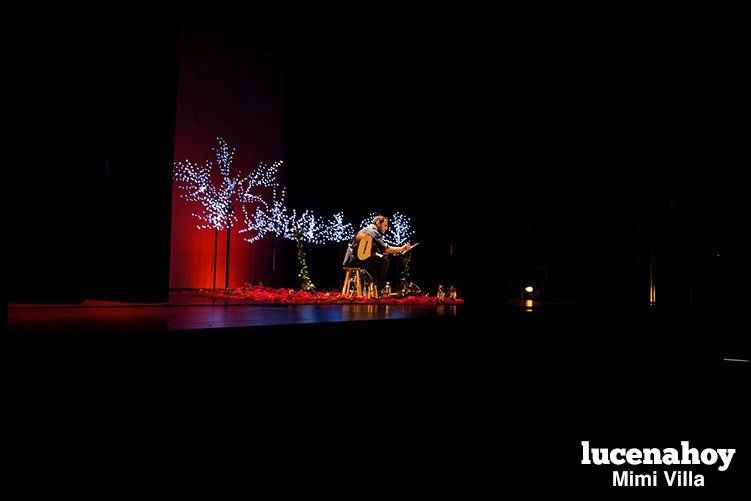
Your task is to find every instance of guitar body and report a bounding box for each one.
[356,234,373,260]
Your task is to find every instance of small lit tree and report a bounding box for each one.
[290,209,330,292]
[240,187,292,275]
[320,212,354,278]
[386,212,416,286]
[320,212,353,244]
[174,138,280,290]
[383,211,415,247]
[358,212,380,233]
[241,188,329,290]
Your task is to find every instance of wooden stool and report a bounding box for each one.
[342,267,365,297]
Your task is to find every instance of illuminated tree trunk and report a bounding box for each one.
[212,229,218,292]
[266,235,279,287]
[296,234,316,292]
[401,253,412,285]
[225,209,233,290]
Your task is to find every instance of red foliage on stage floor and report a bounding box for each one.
[183,284,464,306]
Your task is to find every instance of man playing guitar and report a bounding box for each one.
[343,215,413,291]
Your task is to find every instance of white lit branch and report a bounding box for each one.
[320,212,353,243]
[173,137,281,289]
[384,211,415,246]
[173,137,281,231]
[358,211,415,246]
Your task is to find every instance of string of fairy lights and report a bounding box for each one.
[239,187,294,243]
[174,138,281,231]
[174,138,416,287]
[358,211,415,246]
[319,212,353,243]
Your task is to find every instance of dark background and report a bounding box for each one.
[9,15,743,307]
[12,18,180,302]
[7,12,748,495]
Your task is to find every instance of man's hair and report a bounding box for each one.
[372,215,388,226]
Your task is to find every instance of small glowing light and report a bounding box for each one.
[524,286,534,293]
[525,299,533,308]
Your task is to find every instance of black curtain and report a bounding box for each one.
[9,17,180,303]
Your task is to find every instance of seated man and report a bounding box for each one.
[343,215,411,291]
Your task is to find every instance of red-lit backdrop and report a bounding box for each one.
[170,24,285,289]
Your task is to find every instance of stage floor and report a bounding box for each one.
[7,293,460,334]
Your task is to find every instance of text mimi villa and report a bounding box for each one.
[581,441,736,488]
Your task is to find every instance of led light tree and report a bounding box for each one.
[383,211,416,247]
[358,211,415,245]
[240,187,293,276]
[320,212,354,278]
[319,212,353,244]
[293,229,316,292]
[241,188,328,289]
[292,209,328,245]
[386,212,416,286]
[174,138,280,290]
[291,209,331,292]
[358,212,380,233]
